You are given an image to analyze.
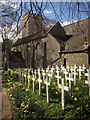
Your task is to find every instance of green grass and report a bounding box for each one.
[2,70,90,120]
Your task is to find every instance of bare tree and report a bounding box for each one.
[0,1,89,41]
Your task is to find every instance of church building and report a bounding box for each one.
[11,13,90,68]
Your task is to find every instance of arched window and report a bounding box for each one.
[36,42,40,49]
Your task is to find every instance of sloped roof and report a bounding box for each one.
[12,30,47,47]
[60,32,90,54]
[64,18,90,35]
[61,18,90,53]
[12,22,66,47]
[47,22,66,37]
[65,33,88,51]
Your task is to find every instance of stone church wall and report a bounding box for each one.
[65,53,88,67]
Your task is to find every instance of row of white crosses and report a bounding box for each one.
[14,64,87,87]
[64,65,90,97]
[12,64,89,109]
[55,64,90,109]
[30,65,89,98]
[28,67,53,103]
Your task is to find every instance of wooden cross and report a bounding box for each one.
[85,69,90,96]
[55,70,61,85]
[74,65,77,70]
[8,68,12,76]
[46,66,50,72]
[50,67,54,76]
[46,68,49,80]
[27,72,31,88]
[67,65,70,72]
[73,69,78,85]
[44,77,50,103]
[61,65,65,72]
[66,73,73,90]
[70,66,74,78]
[38,69,42,95]
[32,74,35,92]
[56,65,60,71]
[48,69,53,82]
[42,69,46,80]
[48,73,52,82]
[64,69,68,82]
[24,70,27,86]
[34,69,37,77]
[56,68,59,74]
[16,69,21,82]
[51,67,54,71]
[82,64,86,72]
[58,78,70,110]
[77,66,83,80]
[21,70,24,83]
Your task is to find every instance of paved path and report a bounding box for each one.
[1,80,12,120]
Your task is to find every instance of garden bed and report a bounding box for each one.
[2,70,90,120]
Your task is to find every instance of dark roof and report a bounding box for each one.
[47,22,66,37]
[12,22,66,47]
[60,32,90,53]
[12,30,47,47]
[64,18,90,35]
[12,18,90,48]
[62,18,90,52]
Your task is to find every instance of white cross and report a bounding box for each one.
[27,73,31,88]
[34,69,37,77]
[61,65,65,72]
[74,65,77,70]
[56,66,60,79]
[32,75,35,92]
[56,65,60,71]
[46,66,50,72]
[38,69,42,95]
[56,68,59,75]
[77,66,83,80]
[48,71,52,83]
[42,69,46,80]
[51,67,54,71]
[55,70,61,84]
[50,68,54,76]
[17,69,22,82]
[73,69,78,85]
[70,66,74,78]
[82,64,86,72]
[64,69,68,82]
[58,78,70,110]
[24,70,27,86]
[21,70,24,82]
[66,73,73,90]
[8,68,12,76]
[85,69,90,96]
[46,68,49,80]
[44,78,50,103]
[67,65,70,72]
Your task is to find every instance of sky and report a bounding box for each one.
[0,1,90,42]
[43,2,89,24]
